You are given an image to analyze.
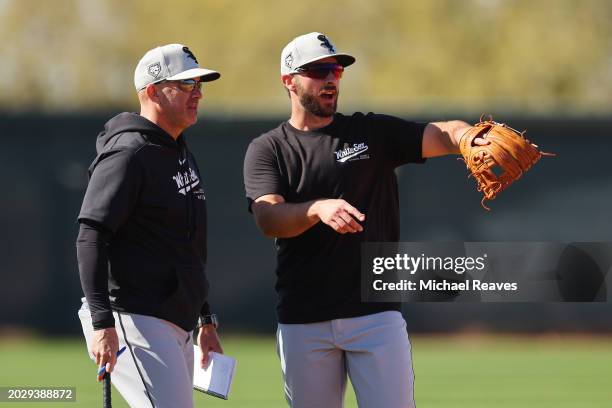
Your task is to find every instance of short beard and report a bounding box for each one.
[296,81,338,118]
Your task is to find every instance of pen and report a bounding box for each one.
[97,346,127,381]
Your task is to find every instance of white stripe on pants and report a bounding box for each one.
[277,311,415,408]
[78,301,195,408]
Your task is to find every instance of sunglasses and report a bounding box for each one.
[295,63,344,80]
[159,78,202,93]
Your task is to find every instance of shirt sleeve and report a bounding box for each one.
[365,113,427,168]
[243,138,287,211]
[76,221,115,330]
[78,150,144,233]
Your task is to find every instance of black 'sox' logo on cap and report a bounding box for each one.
[182,46,198,63]
[318,35,335,53]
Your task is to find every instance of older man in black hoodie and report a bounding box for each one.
[77,44,222,408]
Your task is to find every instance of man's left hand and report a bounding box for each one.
[197,325,223,368]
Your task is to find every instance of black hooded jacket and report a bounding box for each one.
[77,112,210,331]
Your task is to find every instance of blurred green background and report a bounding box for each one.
[1,1,611,407]
[1,335,612,407]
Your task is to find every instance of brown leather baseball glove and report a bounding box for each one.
[459,116,555,210]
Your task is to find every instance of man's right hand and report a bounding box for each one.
[310,199,365,234]
[91,327,120,377]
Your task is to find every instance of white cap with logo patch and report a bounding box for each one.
[280,32,355,75]
[134,44,220,91]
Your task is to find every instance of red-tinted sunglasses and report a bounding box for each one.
[295,63,344,80]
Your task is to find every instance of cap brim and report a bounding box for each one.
[292,53,356,72]
[167,67,221,82]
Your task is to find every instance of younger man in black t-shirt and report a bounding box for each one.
[244,32,484,408]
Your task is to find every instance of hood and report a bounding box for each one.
[92,112,197,241]
[96,112,181,154]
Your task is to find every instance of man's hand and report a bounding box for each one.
[91,327,119,379]
[310,199,365,234]
[197,325,223,368]
[251,195,366,238]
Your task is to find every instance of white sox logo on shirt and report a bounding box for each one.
[334,142,369,163]
[172,167,201,196]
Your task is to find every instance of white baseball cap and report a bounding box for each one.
[280,32,355,75]
[134,44,220,90]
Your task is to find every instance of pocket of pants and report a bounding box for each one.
[77,308,95,360]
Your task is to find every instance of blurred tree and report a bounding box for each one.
[0,0,610,115]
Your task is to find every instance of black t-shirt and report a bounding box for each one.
[244,112,427,323]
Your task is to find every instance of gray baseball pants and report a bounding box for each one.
[78,300,195,408]
[277,310,415,408]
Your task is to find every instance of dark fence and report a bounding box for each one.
[1,113,610,334]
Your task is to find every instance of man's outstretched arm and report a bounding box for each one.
[422,120,473,158]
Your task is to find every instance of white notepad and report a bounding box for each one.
[193,346,237,400]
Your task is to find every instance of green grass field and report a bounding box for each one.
[1,334,611,407]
